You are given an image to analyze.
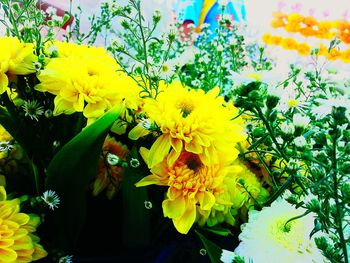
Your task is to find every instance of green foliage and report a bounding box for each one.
[45,105,122,250]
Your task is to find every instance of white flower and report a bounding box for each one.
[59,255,73,263]
[280,122,295,135]
[216,45,224,52]
[191,79,201,87]
[294,136,307,148]
[159,61,175,79]
[198,54,210,64]
[0,141,13,152]
[45,6,57,16]
[41,190,60,210]
[220,249,237,263]
[312,95,350,120]
[293,113,310,128]
[171,46,199,67]
[138,118,152,130]
[22,100,44,121]
[234,198,327,263]
[228,69,279,86]
[229,36,237,46]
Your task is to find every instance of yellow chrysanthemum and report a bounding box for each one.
[36,42,140,124]
[0,37,37,95]
[198,161,269,227]
[136,148,242,234]
[0,186,47,262]
[130,83,246,168]
[93,135,129,199]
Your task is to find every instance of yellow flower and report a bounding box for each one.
[341,49,350,63]
[36,42,139,124]
[131,82,246,168]
[136,148,242,234]
[198,161,269,227]
[296,43,311,56]
[327,48,341,61]
[0,186,47,262]
[93,135,129,199]
[280,38,298,50]
[0,37,37,94]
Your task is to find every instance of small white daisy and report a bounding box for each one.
[41,190,60,210]
[22,100,44,121]
[59,255,73,263]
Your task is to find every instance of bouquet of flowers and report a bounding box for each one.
[0,0,348,262]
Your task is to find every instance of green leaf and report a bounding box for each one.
[196,231,223,263]
[121,146,150,248]
[202,226,232,237]
[0,105,34,156]
[45,105,122,251]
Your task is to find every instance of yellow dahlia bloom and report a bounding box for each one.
[136,148,242,234]
[93,135,129,199]
[132,83,246,168]
[0,37,37,94]
[36,42,140,124]
[0,186,47,262]
[234,198,327,263]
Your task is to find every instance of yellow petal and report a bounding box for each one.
[0,239,14,248]
[0,72,9,95]
[147,134,171,168]
[0,186,7,201]
[197,191,215,211]
[0,248,17,262]
[139,147,150,164]
[172,201,196,234]
[128,125,151,140]
[162,196,186,219]
[83,101,107,118]
[135,174,161,187]
[9,213,29,226]
[53,96,76,116]
[32,243,48,261]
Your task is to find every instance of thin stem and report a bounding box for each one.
[330,122,349,263]
[255,107,289,161]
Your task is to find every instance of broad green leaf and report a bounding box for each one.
[121,146,150,247]
[196,231,223,263]
[45,105,122,251]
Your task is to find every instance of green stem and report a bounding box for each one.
[255,107,290,162]
[330,122,349,263]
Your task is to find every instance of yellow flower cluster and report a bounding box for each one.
[263,33,350,62]
[36,42,141,124]
[0,186,47,262]
[132,83,266,234]
[0,37,37,95]
[271,12,350,43]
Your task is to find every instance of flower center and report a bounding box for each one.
[178,101,194,118]
[185,154,203,173]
